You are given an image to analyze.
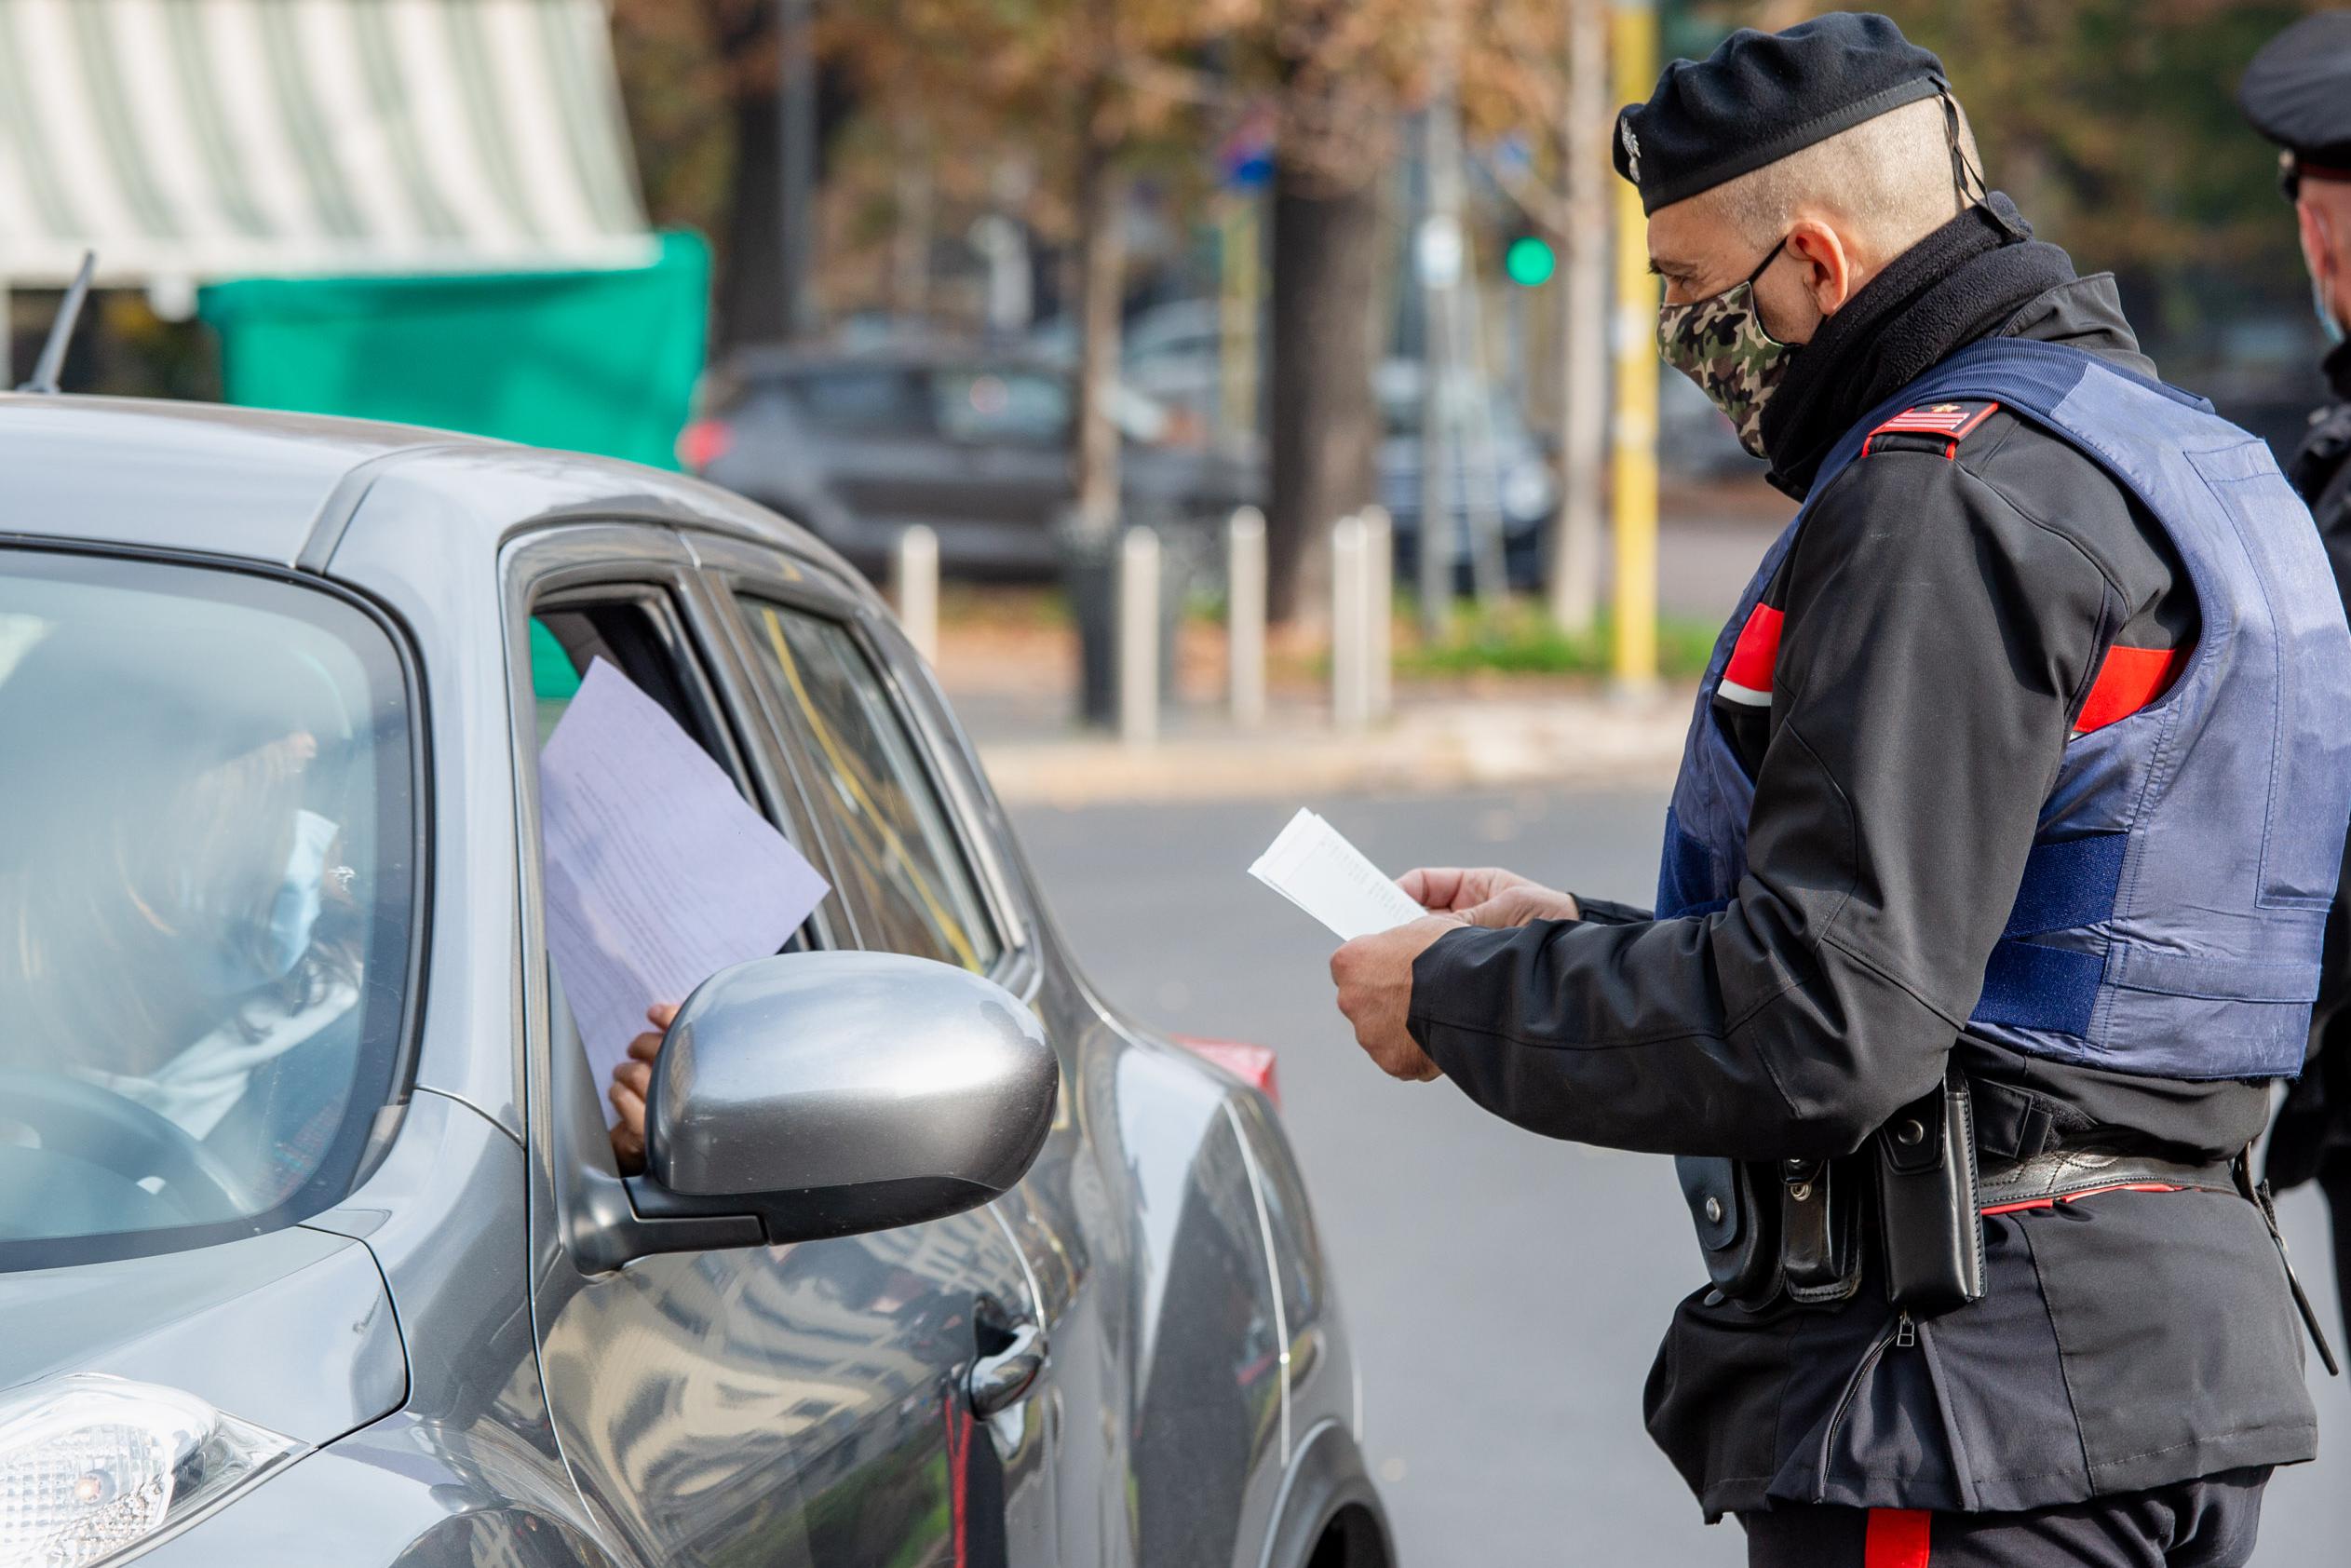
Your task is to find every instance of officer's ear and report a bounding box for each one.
[1777,217,1857,339]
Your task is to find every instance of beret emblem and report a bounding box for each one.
[1620,117,1641,182]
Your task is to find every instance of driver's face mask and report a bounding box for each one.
[189,809,342,1003]
[1656,236,1799,459]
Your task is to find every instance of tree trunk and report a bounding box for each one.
[718,80,787,349]
[1267,165,1380,626]
[1070,122,1127,542]
[891,110,932,318]
[1548,0,1609,634]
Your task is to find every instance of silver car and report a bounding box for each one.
[0,395,1390,1568]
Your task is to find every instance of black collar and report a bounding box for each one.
[1759,194,2077,498]
[2325,337,2351,404]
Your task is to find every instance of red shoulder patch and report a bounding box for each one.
[1863,399,2000,459]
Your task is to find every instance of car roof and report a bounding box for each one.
[0,393,840,571]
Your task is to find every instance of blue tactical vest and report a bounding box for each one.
[1658,337,2351,1083]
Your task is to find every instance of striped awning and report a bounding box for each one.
[0,0,654,287]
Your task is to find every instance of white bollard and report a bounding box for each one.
[892,524,939,665]
[1227,506,1267,728]
[1331,513,1371,732]
[1358,505,1393,720]
[1117,526,1161,747]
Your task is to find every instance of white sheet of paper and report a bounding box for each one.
[1248,807,1427,940]
[539,659,831,1123]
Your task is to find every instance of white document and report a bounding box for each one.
[539,659,831,1123]
[1249,807,1428,941]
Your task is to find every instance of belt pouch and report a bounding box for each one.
[1777,1156,1862,1304]
[1675,1155,1780,1305]
[1875,1068,1985,1312]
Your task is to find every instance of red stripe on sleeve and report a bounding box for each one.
[1723,603,1784,694]
[1864,1507,1932,1568]
[2074,644,2189,734]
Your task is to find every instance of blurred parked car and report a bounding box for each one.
[1030,297,1254,440]
[1374,359,1558,588]
[0,394,1389,1568]
[685,345,1260,580]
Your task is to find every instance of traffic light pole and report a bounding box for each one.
[1609,0,1660,692]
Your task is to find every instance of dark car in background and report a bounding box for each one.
[1373,359,1560,589]
[684,345,1260,580]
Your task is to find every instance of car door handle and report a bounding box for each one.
[966,1320,1045,1417]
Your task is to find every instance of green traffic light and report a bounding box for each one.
[1504,235,1556,287]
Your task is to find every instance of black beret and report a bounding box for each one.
[1614,12,1949,214]
[2238,12,2351,171]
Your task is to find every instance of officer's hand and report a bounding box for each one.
[1398,865,1579,924]
[1330,913,1465,1082]
[607,1002,681,1175]
[1459,881,1582,928]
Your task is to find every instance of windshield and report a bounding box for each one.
[0,551,417,1269]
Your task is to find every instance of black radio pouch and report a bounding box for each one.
[1874,1069,1985,1312]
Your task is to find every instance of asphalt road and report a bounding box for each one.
[1008,784,2351,1566]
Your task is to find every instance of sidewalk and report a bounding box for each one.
[960,683,1696,806]
[939,489,1774,806]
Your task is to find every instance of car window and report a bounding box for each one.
[0,550,416,1267]
[734,598,1003,974]
[782,369,928,435]
[933,369,1070,445]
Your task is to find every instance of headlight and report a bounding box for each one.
[0,1375,300,1567]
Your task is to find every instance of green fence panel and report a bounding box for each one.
[198,230,709,470]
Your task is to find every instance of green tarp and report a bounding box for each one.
[198,230,708,470]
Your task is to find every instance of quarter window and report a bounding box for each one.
[736,600,1002,974]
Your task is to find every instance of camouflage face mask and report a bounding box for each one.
[1656,237,1798,460]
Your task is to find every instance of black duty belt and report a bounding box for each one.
[1975,1148,2235,1214]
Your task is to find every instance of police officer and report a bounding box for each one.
[1327,14,2348,1566]
[2239,9,2351,1348]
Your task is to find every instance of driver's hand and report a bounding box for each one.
[607,1003,679,1175]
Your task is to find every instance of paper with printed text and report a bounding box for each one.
[539,660,831,1124]
[1249,807,1427,941]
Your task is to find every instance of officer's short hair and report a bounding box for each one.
[1700,95,1983,257]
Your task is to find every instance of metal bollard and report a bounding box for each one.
[1227,506,1267,728]
[1117,526,1160,746]
[1331,513,1371,732]
[1358,505,1393,720]
[892,524,939,665]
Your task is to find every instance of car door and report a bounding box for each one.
[689,529,1078,1561]
[506,523,1054,1568]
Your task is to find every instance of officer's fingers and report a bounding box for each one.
[646,1002,681,1030]
[1459,890,1528,928]
[615,1060,653,1098]
[626,1028,664,1064]
[1398,867,1462,910]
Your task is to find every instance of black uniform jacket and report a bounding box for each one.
[1407,201,2319,1520]
[2270,339,2351,1333]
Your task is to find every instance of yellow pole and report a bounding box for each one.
[1609,0,1659,690]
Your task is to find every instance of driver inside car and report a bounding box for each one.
[0,623,367,1216]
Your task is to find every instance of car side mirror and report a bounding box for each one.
[624,951,1056,1250]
